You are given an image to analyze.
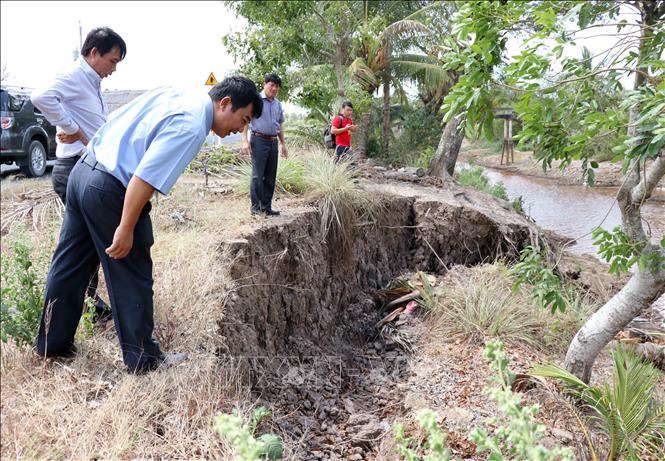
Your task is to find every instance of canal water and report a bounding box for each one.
[478,166,665,258]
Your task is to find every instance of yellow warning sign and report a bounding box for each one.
[205,72,218,86]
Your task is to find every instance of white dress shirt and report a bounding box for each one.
[31,57,108,159]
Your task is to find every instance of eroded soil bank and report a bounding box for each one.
[216,182,543,459]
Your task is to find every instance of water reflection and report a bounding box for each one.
[478,166,665,257]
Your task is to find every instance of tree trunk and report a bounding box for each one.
[333,46,347,108]
[382,76,391,157]
[356,109,372,159]
[429,114,464,179]
[564,257,665,382]
[563,1,664,383]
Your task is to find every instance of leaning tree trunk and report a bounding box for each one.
[563,1,665,383]
[429,114,464,179]
[564,146,665,382]
[382,76,391,157]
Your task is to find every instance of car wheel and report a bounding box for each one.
[19,140,47,177]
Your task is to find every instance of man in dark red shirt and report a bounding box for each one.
[330,101,357,162]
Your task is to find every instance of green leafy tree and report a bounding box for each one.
[442,0,665,383]
[224,0,365,112]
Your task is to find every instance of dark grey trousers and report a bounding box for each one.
[36,157,162,371]
[250,136,278,212]
[51,155,109,318]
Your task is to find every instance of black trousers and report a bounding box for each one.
[250,136,278,212]
[36,157,162,370]
[51,155,109,317]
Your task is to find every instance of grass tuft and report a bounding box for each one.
[428,264,548,347]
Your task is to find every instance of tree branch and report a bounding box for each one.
[631,151,665,205]
[552,67,649,86]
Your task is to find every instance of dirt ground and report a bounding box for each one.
[1,155,663,460]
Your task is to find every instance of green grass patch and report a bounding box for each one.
[455,165,509,200]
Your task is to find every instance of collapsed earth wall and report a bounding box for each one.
[217,183,538,358]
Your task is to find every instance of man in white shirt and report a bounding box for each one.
[31,27,126,323]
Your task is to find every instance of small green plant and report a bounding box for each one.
[393,409,455,460]
[511,195,525,214]
[1,225,46,346]
[510,246,567,314]
[77,297,96,341]
[455,165,509,200]
[533,345,665,461]
[392,341,572,460]
[470,340,573,460]
[215,406,283,460]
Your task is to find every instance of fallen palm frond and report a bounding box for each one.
[1,189,63,234]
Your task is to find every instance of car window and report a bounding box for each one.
[0,90,29,111]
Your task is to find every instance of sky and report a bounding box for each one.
[1,1,642,104]
[1,1,245,93]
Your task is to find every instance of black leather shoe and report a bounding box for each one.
[265,208,281,216]
[128,352,189,374]
[250,209,264,216]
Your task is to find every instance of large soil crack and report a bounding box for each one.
[216,182,540,459]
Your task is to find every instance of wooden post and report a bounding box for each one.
[500,116,515,165]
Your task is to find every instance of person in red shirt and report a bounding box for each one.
[330,101,358,162]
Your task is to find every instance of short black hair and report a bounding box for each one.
[264,73,282,87]
[341,101,353,109]
[81,27,127,59]
[209,76,263,118]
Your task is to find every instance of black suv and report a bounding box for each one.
[1,85,57,177]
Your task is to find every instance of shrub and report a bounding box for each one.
[387,104,442,167]
[1,225,47,346]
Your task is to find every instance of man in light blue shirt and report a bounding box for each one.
[31,27,126,202]
[35,76,263,374]
[31,27,126,324]
[241,73,288,216]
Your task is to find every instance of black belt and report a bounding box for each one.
[81,153,109,173]
[253,131,278,141]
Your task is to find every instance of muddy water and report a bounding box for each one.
[480,167,665,257]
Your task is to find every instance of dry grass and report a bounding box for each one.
[427,264,549,348]
[302,149,376,252]
[0,175,261,460]
[426,264,599,354]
